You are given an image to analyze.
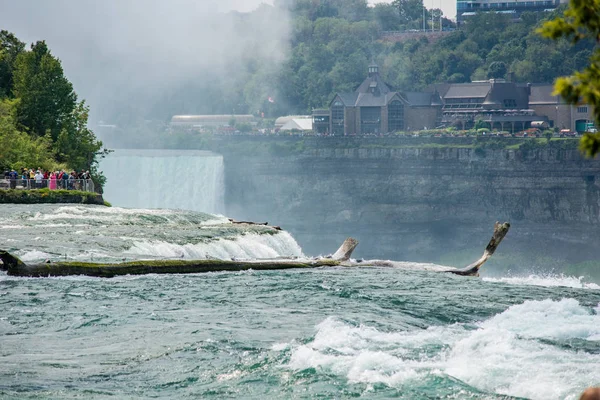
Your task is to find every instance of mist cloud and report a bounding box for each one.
[0,0,289,123]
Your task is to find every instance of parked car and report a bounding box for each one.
[560,129,576,137]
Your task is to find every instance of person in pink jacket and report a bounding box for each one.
[49,171,57,190]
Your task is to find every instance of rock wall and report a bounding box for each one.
[218,137,600,272]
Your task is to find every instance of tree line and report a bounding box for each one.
[139,0,594,125]
[272,1,595,114]
[0,31,106,184]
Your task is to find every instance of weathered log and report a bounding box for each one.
[447,221,511,277]
[0,250,25,271]
[0,256,343,278]
[227,218,282,230]
[0,238,357,278]
[0,222,510,278]
[228,218,269,226]
[330,237,359,261]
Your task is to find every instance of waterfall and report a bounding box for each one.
[100,149,225,214]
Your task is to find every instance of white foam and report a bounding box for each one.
[17,250,53,262]
[484,274,600,290]
[446,299,600,400]
[284,299,600,399]
[26,205,225,226]
[124,231,304,260]
[347,259,453,272]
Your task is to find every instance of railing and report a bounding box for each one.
[0,179,95,193]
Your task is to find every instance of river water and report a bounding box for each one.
[1,205,599,399]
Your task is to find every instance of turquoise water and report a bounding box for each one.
[1,205,599,399]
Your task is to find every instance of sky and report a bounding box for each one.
[0,0,289,123]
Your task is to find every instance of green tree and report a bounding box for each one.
[12,41,77,140]
[372,3,402,31]
[0,98,56,171]
[0,31,25,98]
[391,0,424,24]
[54,100,106,183]
[538,0,600,157]
[487,61,507,79]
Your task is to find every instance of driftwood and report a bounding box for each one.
[0,238,359,278]
[446,221,511,277]
[228,219,281,230]
[0,223,509,278]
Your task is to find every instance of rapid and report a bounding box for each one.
[0,205,598,399]
[1,151,599,399]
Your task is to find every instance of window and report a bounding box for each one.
[388,100,404,132]
[503,99,517,108]
[577,106,588,114]
[331,101,344,135]
[361,107,381,134]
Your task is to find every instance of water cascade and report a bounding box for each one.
[101,149,225,214]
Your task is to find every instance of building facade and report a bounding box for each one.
[322,64,441,135]
[457,0,566,22]
[528,84,596,133]
[434,80,549,132]
[314,65,593,135]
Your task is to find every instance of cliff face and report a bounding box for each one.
[219,138,600,272]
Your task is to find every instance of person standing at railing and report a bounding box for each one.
[61,170,68,189]
[49,171,57,190]
[21,169,28,189]
[68,171,75,190]
[34,170,44,189]
[8,169,18,189]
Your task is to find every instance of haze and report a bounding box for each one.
[0,0,290,124]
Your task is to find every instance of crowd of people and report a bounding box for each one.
[3,168,93,191]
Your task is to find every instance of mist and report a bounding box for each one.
[0,0,290,125]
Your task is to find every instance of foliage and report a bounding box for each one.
[262,2,592,115]
[0,98,57,171]
[538,0,600,157]
[0,31,106,183]
[487,61,507,79]
[0,188,104,205]
[0,31,25,98]
[102,1,595,136]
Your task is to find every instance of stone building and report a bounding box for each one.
[433,80,548,132]
[529,84,595,133]
[314,65,594,135]
[323,64,441,135]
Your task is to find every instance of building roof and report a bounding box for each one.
[275,115,311,128]
[356,73,392,96]
[279,118,313,131]
[529,84,564,105]
[171,115,256,125]
[404,91,436,107]
[444,83,491,99]
[337,93,359,106]
[483,82,529,108]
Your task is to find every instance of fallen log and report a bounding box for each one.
[0,223,509,278]
[228,219,282,231]
[0,257,342,278]
[446,221,511,277]
[0,237,359,278]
